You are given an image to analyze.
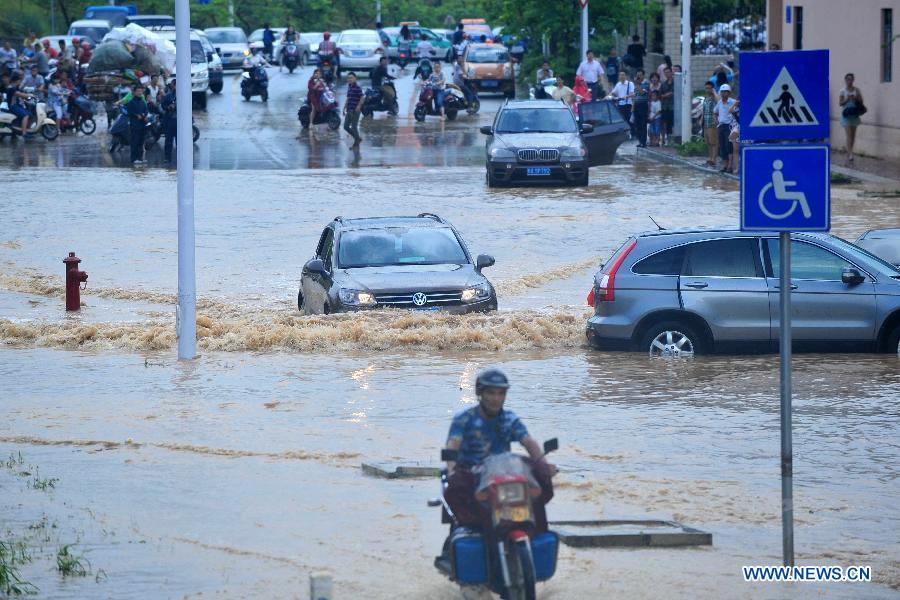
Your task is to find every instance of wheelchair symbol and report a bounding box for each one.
[758,159,813,220]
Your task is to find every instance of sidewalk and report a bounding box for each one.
[636,143,900,192]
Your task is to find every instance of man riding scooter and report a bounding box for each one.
[371,56,395,105]
[452,54,478,113]
[318,31,338,80]
[444,369,556,532]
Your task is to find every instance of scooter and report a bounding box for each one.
[241,66,269,102]
[49,94,97,135]
[283,41,301,73]
[361,80,399,117]
[447,83,480,115]
[429,439,560,600]
[0,97,59,141]
[414,84,461,122]
[297,85,341,130]
[397,40,412,69]
[107,106,157,153]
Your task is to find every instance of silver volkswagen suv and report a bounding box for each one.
[585,228,900,356]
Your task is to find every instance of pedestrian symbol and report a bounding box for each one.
[750,67,819,127]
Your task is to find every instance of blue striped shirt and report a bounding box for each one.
[345,83,363,111]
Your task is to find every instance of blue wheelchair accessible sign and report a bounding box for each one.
[741,145,830,231]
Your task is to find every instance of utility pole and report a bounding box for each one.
[50,0,56,34]
[680,0,692,143]
[228,0,235,27]
[376,0,382,25]
[580,0,589,59]
[175,0,197,361]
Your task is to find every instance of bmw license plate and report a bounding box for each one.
[351,50,366,57]
[481,80,499,88]
[527,167,551,176]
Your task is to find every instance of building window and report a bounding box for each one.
[884,9,894,83]
[794,6,803,50]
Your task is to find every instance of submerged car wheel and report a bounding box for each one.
[887,324,900,355]
[210,81,223,94]
[642,321,703,358]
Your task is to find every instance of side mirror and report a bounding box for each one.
[480,125,493,135]
[580,123,594,134]
[206,52,213,62]
[841,267,865,285]
[441,448,459,462]
[475,254,495,271]
[543,438,559,455]
[306,258,327,275]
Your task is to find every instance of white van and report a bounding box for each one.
[155,28,210,109]
[67,19,112,43]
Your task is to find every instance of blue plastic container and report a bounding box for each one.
[452,532,488,584]
[531,531,559,581]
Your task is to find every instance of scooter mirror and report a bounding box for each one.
[543,438,559,454]
[441,448,459,462]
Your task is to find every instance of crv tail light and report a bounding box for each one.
[596,239,636,302]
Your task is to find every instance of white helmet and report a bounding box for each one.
[719,84,732,92]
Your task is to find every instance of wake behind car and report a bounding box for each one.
[585,228,900,356]
[482,99,628,187]
[298,214,497,315]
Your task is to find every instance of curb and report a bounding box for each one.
[636,146,740,181]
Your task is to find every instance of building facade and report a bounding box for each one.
[767,0,899,160]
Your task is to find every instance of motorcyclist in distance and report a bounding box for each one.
[443,369,556,531]
[281,25,299,44]
[416,32,435,62]
[318,31,338,75]
[243,46,271,72]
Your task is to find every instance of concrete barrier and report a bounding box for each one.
[550,519,712,548]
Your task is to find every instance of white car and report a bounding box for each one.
[204,27,249,70]
[155,28,210,109]
[194,30,223,94]
[336,29,383,77]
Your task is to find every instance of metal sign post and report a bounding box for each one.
[739,50,830,567]
[778,231,793,565]
[580,0,589,59]
[679,0,691,144]
[175,0,197,360]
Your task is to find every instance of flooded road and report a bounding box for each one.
[1,63,900,599]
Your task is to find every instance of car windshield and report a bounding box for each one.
[70,27,109,42]
[340,33,379,44]
[495,108,577,133]
[467,47,509,63]
[206,30,247,44]
[339,227,468,268]
[831,235,900,275]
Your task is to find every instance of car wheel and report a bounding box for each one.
[641,321,704,358]
[302,52,309,66]
[297,289,305,312]
[887,323,900,355]
[323,302,330,315]
[210,81,223,94]
[261,90,269,102]
[243,92,251,101]
[486,170,499,188]
[577,171,589,187]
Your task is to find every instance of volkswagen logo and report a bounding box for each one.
[412,292,428,306]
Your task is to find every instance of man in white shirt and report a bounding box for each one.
[714,84,737,172]
[608,71,635,132]
[576,50,603,100]
[416,34,435,60]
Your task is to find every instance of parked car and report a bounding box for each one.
[204,27,249,70]
[855,229,900,268]
[195,30,223,94]
[298,214,497,315]
[335,29,384,78]
[127,15,175,28]
[481,99,625,187]
[301,32,324,64]
[462,43,514,97]
[585,228,900,356]
[67,19,112,44]
[155,28,210,109]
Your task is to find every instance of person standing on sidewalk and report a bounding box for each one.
[576,50,604,101]
[838,73,864,164]
[609,71,635,132]
[632,69,650,147]
[659,66,675,145]
[343,71,363,147]
[702,81,719,166]
[714,84,737,173]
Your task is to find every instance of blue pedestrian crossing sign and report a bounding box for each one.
[740,50,829,141]
[741,145,830,232]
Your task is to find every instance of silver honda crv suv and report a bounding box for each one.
[585,228,900,356]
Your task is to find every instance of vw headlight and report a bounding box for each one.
[561,145,586,159]
[490,147,515,159]
[461,283,491,303]
[497,483,526,503]
[339,288,376,305]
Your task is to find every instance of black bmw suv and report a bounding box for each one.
[298,214,498,314]
[481,98,629,187]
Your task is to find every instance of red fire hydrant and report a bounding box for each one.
[63,252,88,311]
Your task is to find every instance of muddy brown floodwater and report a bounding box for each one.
[1,65,899,598]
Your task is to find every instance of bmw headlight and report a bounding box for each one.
[461,283,491,303]
[561,145,586,159]
[339,288,376,305]
[490,147,515,159]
